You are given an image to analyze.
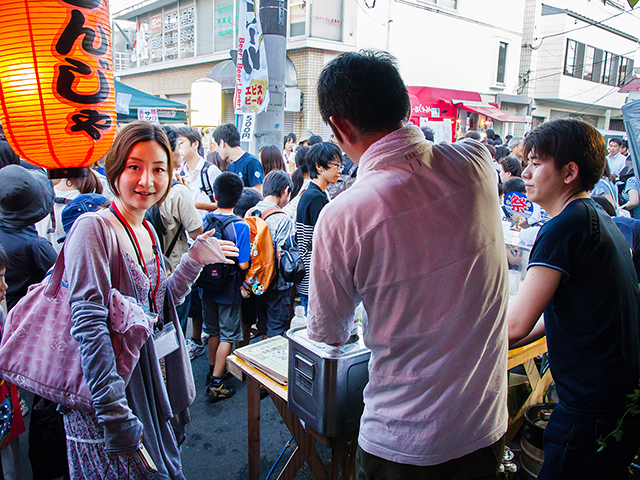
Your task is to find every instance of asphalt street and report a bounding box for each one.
[16,340,334,480]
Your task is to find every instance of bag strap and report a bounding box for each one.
[261,206,285,220]
[45,213,128,298]
[164,223,183,258]
[200,162,215,203]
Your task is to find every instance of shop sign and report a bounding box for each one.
[284,88,301,112]
[138,108,158,123]
[240,113,255,142]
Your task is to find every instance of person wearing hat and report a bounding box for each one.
[57,193,109,244]
[0,164,57,311]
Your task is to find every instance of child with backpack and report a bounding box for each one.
[247,171,296,337]
[200,172,251,401]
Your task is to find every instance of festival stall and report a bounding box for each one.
[407,86,527,143]
[115,80,188,124]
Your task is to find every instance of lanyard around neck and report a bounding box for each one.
[110,203,161,314]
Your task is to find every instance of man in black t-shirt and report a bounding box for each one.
[212,124,264,194]
[508,118,640,480]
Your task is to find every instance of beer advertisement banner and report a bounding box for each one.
[234,0,269,114]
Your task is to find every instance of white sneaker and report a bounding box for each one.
[201,332,210,345]
[186,338,205,361]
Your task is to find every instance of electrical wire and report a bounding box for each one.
[527,9,629,49]
[354,0,387,25]
[265,436,294,480]
[572,85,620,114]
[522,46,639,86]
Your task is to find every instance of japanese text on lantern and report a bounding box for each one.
[54,0,112,141]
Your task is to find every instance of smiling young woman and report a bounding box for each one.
[61,121,238,479]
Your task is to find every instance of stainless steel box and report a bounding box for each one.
[287,325,371,438]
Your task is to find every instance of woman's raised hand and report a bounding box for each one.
[188,229,239,265]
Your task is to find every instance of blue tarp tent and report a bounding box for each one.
[115,81,188,123]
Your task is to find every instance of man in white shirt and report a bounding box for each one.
[178,127,221,218]
[177,127,221,359]
[307,50,509,479]
[607,137,626,178]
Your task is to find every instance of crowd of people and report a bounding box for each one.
[0,49,639,479]
[0,114,359,477]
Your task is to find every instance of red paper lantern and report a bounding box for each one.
[0,0,116,176]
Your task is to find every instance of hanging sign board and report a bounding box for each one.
[234,0,269,114]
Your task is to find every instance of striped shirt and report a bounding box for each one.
[295,182,329,295]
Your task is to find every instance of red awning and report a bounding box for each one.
[407,86,481,118]
[619,77,640,92]
[456,101,527,123]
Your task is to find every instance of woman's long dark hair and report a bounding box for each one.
[259,145,286,176]
[290,146,310,199]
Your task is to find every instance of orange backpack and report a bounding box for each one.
[243,215,277,295]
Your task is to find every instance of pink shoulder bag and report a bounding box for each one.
[0,222,156,412]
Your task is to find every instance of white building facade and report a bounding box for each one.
[110,0,639,140]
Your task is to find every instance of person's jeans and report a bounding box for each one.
[538,402,640,480]
[256,287,291,337]
[299,294,309,316]
[355,436,505,480]
[175,294,191,335]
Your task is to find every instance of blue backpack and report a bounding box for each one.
[196,214,243,292]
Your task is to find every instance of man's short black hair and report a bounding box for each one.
[161,125,179,152]
[308,135,323,146]
[307,142,342,179]
[317,50,410,136]
[178,127,202,150]
[213,124,241,148]
[263,170,292,197]
[502,177,526,195]
[609,136,623,147]
[421,126,434,142]
[465,131,481,141]
[523,118,606,192]
[213,171,244,208]
[234,187,263,217]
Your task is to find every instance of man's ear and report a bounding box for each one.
[564,161,580,185]
[329,116,355,146]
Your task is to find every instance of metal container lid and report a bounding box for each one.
[286,324,370,360]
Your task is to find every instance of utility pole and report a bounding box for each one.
[249,0,286,156]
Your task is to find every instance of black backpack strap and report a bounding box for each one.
[164,223,183,258]
[220,215,242,241]
[200,162,215,203]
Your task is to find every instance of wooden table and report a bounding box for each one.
[227,355,358,480]
[506,337,552,441]
[229,338,551,477]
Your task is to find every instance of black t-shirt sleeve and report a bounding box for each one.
[529,203,589,281]
[307,195,328,226]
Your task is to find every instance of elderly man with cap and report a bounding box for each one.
[0,165,56,311]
